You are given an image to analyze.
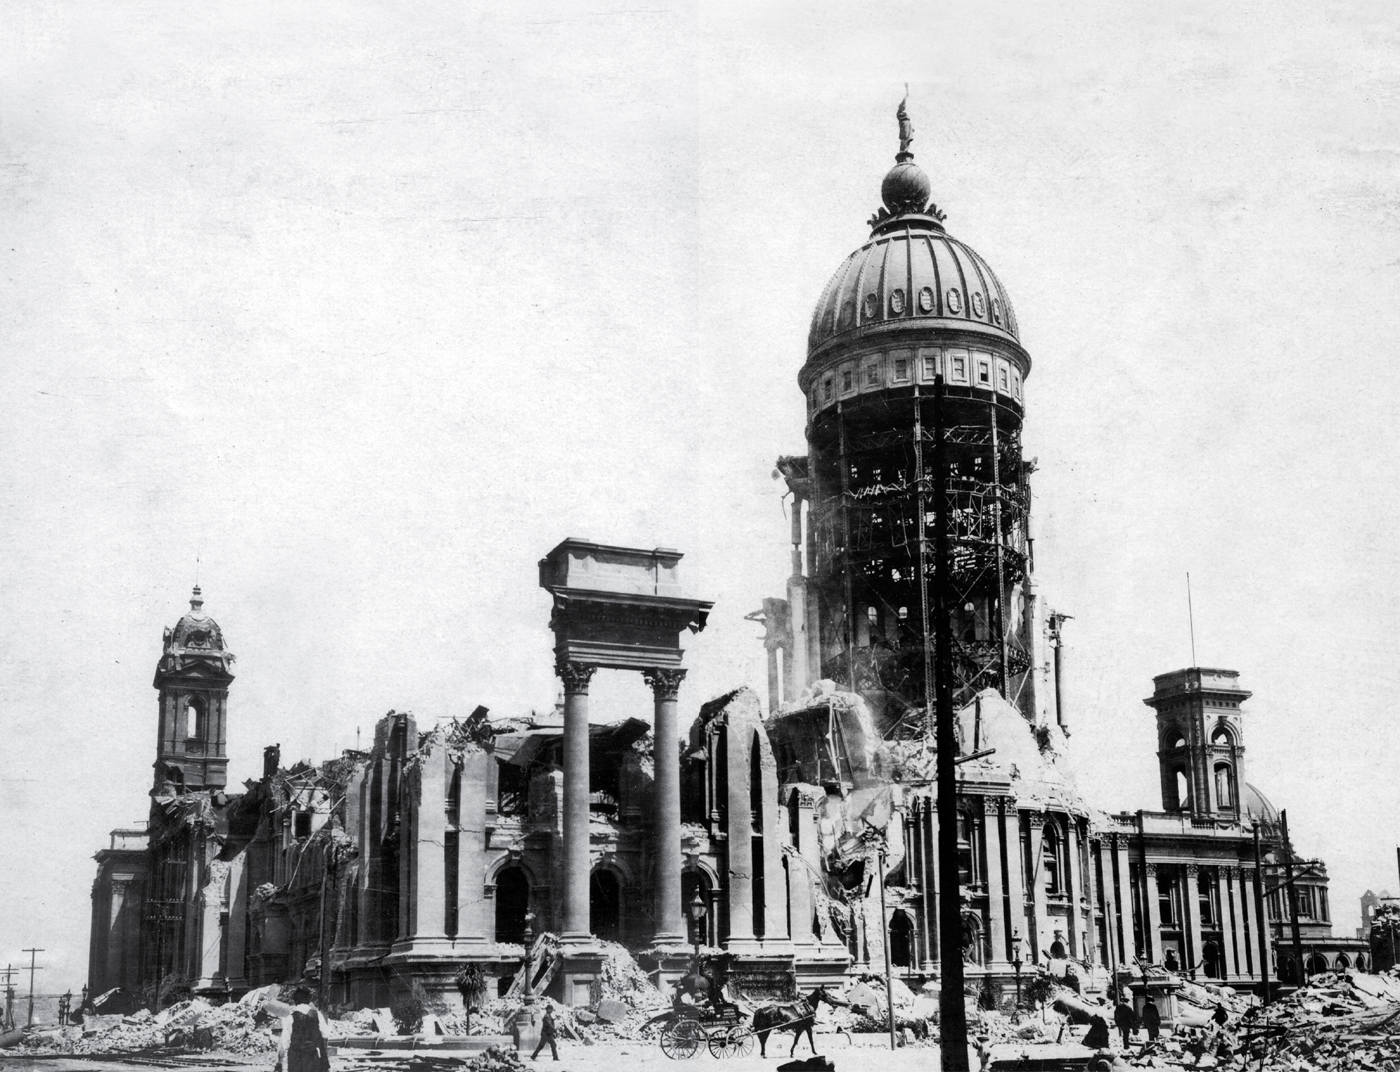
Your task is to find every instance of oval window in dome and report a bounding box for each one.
[991,298,1003,325]
[917,286,935,313]
[862,293,879,320]
[889,289,906,315]
[946,288,963,315]
[971,292,985,317]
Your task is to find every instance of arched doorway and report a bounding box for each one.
[1335,953,1350,970]
[591,870,621,943]
[1306,953,1329,977]
[1277,954,1298,984]
[889,910,914,969]
[495,866,529,945]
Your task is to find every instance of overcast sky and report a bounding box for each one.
[4,1,1399,990]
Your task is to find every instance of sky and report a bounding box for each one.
[3,1,1399,990]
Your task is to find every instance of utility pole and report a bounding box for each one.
[1252,824,1271,1005]
[1280,811,1305,985]
[876,838,896,1052]
[22,949,43,1027]
[1,965,17,1029]
[933,374,969,1071]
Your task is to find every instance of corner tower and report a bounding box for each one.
[788,98,1038,724]
[152,587,234,792]
[1144,667,1249,817]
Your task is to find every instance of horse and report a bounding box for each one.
[752,984,845,1058]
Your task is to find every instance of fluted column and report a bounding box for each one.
[643,668,686,945]
[983,798,1008,964]
[1144,863,1162,965]
[1001,805,1025,958]
[1065,818,1081,958]
[1027,814,1047,961]
[1185,863,1204,979]
[557,660,597,943]
[1224,867,1243,979]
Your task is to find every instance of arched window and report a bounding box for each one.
[1214,763,1235,809]
[185,697,207,740]
[1211,727,1233,747]
[1335,953,1351,970]
[590,870,622,944]
[1277,954,1298,984]
[1306,953,1329,977]
[889,910,914,968]
[1356,953,1369,972]
[1174,769,1190,811]
[495,866,529,945]
[1167,733,1187,750]
[1202,941,1222,978]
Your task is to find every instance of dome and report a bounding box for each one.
[170,586,225,652]
[1242,782,1279,825]
[805,99,1023,361]
[808,223,1021,356]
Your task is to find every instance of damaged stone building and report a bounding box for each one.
[90,106,1363,1012]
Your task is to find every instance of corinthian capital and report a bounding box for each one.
[555,659,598,695]
[642,668,687,702]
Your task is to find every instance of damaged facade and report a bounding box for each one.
[91,106,1363,1013]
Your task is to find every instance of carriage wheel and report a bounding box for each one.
[707,1029,732,1059]
[661,1019,703,1059]
[725,1026,754,1058]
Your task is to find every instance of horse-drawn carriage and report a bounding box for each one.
[647,956,844,1060]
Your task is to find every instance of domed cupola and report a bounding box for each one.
[802,96,1030,405]
[152,586,235,793]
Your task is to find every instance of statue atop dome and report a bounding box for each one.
[896,88,914,161]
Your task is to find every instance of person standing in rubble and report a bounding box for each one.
[1140,997,1161,1043]
[1113,998,1137,1050]
[274,988,330,1072]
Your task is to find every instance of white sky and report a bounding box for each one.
[3,1,1399,990]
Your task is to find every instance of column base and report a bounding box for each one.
[637,946,695,992]
[556,950,608,1007]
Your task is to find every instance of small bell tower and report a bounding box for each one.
[1144,667,1249,817]
[152,587,235,794]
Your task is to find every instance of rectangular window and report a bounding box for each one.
[823,377,833,401]
[923,354,938,379]
[999,366,1009,391]
[978,361,990,384]
[842,370,853,392]
[894,358,908,379]
[865,364,879,386]
[952,356,966,380]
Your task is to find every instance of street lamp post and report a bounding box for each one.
[522,915,536,1007]
[1012,930,1023,1007]
[688,890,708,976]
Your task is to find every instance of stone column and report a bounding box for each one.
[456,749,489,941]
[1065,818,1081,959]
[643,668,686,945]
[1185,864,1204,979]
[1001,805,1025,958]
[557,660,597,942]
[106,879,130,985]
[409,748,448,942]
[1027,814,1048,962]
[1224,867,1244,980]
[983,798,1008,965]
[1112,836,1133,963]
[1144,863,1162,964]
[725,720,756,946]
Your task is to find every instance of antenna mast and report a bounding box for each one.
[1186,572,1198,667]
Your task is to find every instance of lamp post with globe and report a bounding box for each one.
[1012,930,1023,1007]
[688,890,708,975]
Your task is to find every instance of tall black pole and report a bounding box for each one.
[1280,810,1305,984]
[1252,824,1271,1005]
[933,375,969,1071]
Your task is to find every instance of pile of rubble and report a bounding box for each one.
[16,994,280,1058]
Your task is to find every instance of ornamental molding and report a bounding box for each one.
[642,668,687,702]
[555,660,598,695]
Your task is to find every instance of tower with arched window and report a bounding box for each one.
[152,586,235,792]
[1144,668,1248,817]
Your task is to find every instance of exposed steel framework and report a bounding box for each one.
[807,384,1033,724]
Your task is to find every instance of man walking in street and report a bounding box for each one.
[1141,996,1162,1043]
[531,1005,559,1061]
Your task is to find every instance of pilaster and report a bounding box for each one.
[1144,863,1163,965]
[1185,863,1203,979]
[983,797,1008,965]
[1027,814,1048,961]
